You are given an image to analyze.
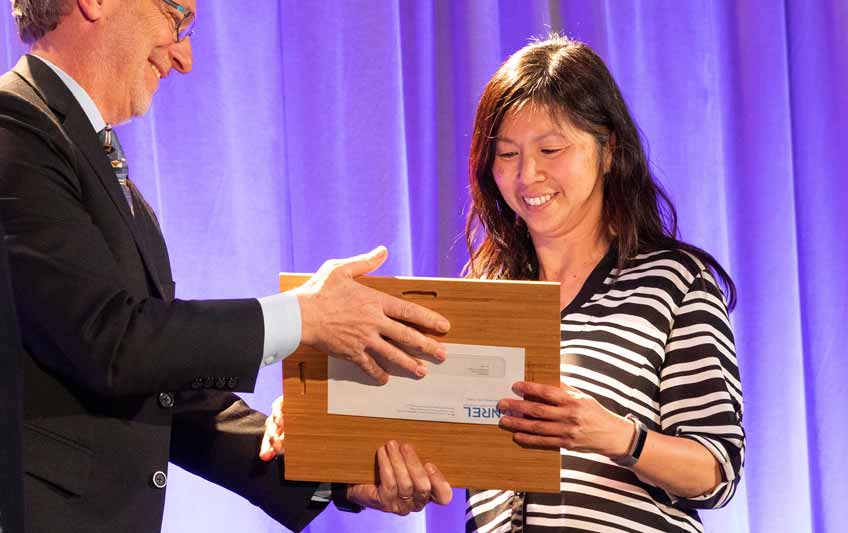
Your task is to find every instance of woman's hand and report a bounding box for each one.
[497,381,634,457]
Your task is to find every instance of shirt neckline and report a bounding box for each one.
[560,244,618,316]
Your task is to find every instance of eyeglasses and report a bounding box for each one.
[161,0,196,42]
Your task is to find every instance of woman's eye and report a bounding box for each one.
[496,151,518,159]
[541,148,563,155]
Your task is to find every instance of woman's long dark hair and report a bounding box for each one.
[463,35,736,309]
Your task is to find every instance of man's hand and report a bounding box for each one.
[258,398,452,515]
[259,396,285,462]
[293,246,451,384]
[347,441,453,515]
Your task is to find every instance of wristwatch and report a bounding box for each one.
[331,483,364,513]
[611,413,648,467]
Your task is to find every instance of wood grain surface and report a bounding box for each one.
[280,274,561,493]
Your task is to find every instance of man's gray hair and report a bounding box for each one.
[10,0,72,44]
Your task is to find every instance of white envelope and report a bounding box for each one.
[327,342,525,425]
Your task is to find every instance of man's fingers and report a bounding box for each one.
[424,463,453,505]
[399,443,431,511]
[259,435,271,461]
[271,395,284,417]
[352,351,390,385]
[337,246,388,278]
[382,294,450,335]
[347,484,379,509]
[352,442,451,514]
[259,431,275,461]
[376,445,398,511]
[369,338,428,378]
[259,396,286,462]
[271,396,285,434]
[380,317,446,363]
[386,440,415,510]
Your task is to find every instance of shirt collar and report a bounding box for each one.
[30,54,107,133]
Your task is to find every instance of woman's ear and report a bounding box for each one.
[77,0,105,22]
[603,131,616,174]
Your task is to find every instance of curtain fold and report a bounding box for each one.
[2,1,844,532]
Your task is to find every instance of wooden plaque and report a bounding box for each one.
[280,274,561,493]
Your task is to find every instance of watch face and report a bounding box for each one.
[631,420,649,461]
[612,415,646,467]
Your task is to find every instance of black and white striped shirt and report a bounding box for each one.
[467,248,745,533]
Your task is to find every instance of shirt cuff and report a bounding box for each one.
[256,292,302,366]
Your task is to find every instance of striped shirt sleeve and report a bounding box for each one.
[659,264,745,510]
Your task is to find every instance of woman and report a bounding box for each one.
[464,35,744,532]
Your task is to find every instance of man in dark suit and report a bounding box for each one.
[0,219,26,533]
[0,1,452,531]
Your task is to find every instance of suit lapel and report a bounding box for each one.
[12,56,165,298]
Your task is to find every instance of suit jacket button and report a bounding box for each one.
[191,378,203,390]
[226,377,239,389]
[158,392,174,408]
[215,377,226,389]
[203,376,215,388]
[152,471,167,489]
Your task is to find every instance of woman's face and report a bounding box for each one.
[492,104,608,244]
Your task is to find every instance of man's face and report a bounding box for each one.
[100,0,195,123]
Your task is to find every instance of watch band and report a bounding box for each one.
[612,413,648,467]
[331,483,364,513]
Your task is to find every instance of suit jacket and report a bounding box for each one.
[0,219,26,533]
[0,55,324,532]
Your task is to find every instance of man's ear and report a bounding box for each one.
[77,0,105,22]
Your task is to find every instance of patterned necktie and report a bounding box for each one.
[97,125,134,216]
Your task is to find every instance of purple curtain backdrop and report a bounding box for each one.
[3,1,846,532]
